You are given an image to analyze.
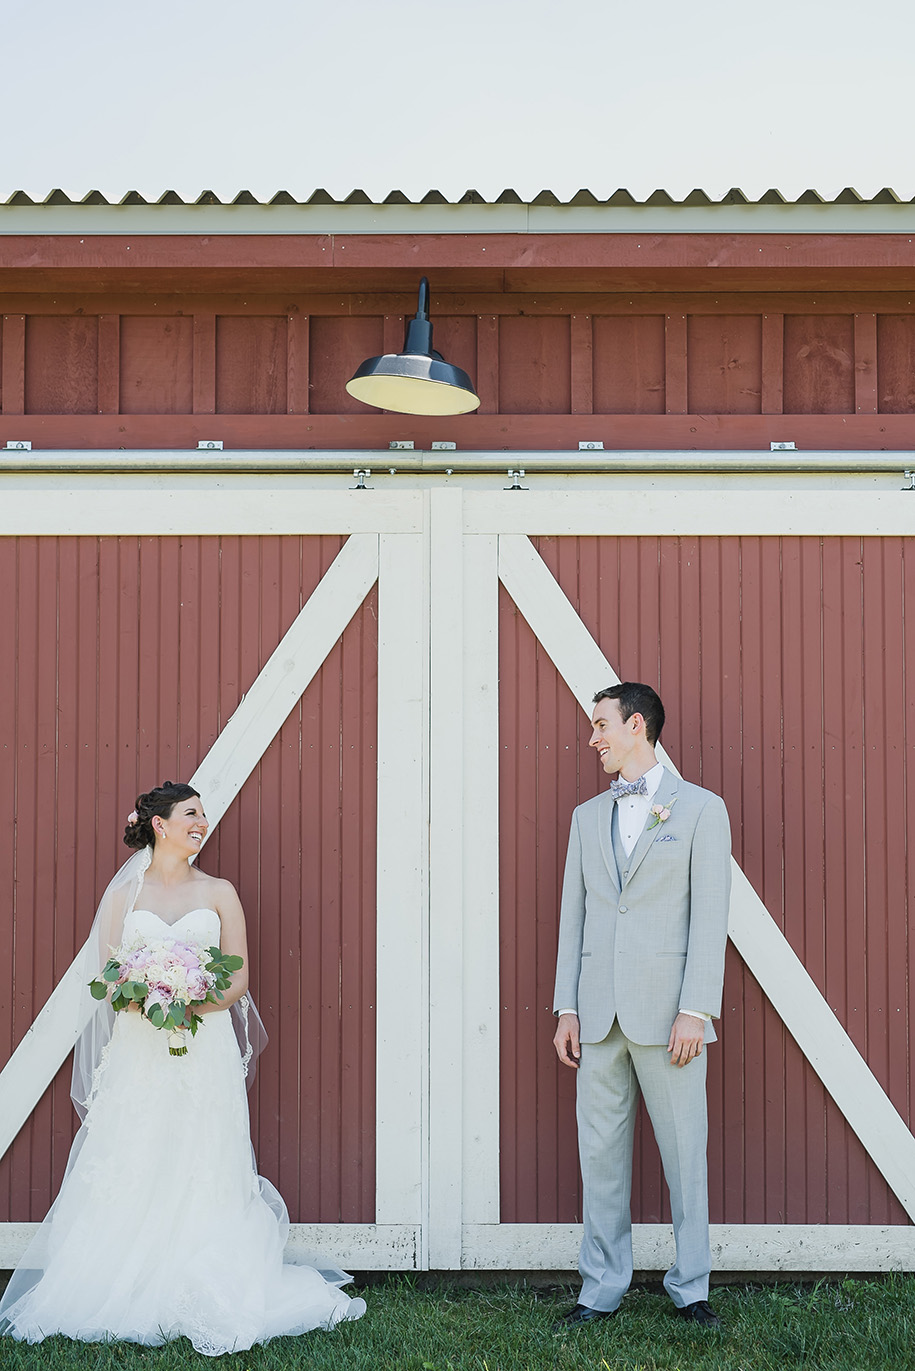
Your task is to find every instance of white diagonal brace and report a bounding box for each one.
[0,534,379,1163]
[189,533,379,825]
[498,532,915,1222]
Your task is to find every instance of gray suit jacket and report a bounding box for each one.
[553,768,731,1046]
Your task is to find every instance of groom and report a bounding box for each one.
[553,682,731,1329]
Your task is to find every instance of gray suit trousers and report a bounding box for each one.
[577,1021,711,1311]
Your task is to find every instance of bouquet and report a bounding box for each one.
[89,934,243,1056]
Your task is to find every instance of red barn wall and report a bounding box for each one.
[499,535,914,1227]
[2,231,915,449]
[0,535,377,1224]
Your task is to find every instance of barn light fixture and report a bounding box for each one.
[345,277,481,416]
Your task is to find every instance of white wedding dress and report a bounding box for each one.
[0,908,366,1355]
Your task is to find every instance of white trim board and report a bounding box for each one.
[0,535,380,1163]
[0,1223,420,1272]
[466,490,915,536]
[2,1220,911,1274]
[1,1221,912,1273]
[462,1224,915,1272]
[0,481,422,536]
[1,200,914,235]
[497,533,915,1223]
[375,532,427,1227]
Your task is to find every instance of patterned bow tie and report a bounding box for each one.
[609,776,648,801]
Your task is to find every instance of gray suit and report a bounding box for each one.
[554,767,731,1310]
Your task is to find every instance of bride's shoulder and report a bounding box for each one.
[194,873,244,917]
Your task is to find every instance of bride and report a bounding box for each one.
[0,781,366,1355]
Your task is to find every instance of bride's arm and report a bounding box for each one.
[197,880,250,1013]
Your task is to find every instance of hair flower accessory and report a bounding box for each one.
[126,810,139,825]
[648,796,677,830]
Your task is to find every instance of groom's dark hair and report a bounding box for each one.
[593,682,665,746]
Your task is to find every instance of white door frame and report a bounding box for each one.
[1,470,913,1273]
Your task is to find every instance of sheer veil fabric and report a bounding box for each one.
[0,846,365,1353]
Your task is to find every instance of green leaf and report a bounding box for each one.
[147,1003,165,1027]
[89,980,109,1000]
[103,964,121,982]
[221,955,244,972]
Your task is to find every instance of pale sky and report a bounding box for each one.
[3,0,912,203]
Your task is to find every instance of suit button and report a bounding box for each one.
[619,904,628,913]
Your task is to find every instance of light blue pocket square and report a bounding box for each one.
[656,833,677,842]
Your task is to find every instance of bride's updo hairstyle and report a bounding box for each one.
[123,781,201,850]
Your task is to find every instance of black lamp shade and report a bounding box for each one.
[345,278,481,416]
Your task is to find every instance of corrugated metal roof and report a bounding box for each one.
[3,186,914,208]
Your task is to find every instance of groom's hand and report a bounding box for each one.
[667,1012,705,1067]
[554,1013,581,1069]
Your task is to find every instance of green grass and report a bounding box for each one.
[2,1275,914,1371]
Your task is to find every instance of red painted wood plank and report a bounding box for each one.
[119,316,193,414]
[286,313,310,414]
[570,314,593,415]
[383,314,403,356]
[499,316,571,415]
[854,313,878,414]
[3,231,915,274]
[664,313,687,414]
[687,316,762,415]
[97,315,119,413]
[760,313,784,414]
[592,316,665,415]
[215,316,287,414]
[5,409,915,451]
[25,316,98,415]
[308,315,384,414]
[784,315,855,414]
[7,288,915,320]
[475,315,499,414]
[876,314,915,413]
[1,313,25,414]
[193,312,216,415]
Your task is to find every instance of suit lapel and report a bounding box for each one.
[596,791,620,892]
[624,770,679,885]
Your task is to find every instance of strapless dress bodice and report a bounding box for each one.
[126,907,221,945]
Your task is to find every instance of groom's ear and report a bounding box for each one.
[629,712,645,734]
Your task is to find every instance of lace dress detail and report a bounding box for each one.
[0,906,365,1353]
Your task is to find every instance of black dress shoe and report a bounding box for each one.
[676,1299,720,1328]
[554,1303,617,1331]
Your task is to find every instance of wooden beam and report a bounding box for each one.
[96,314,120,414]
[664,312,688,414]
[1,313,25,414]
[193,312,216,414]
[286,313,310,414]
[3,232,915,275]
[761,312,784,414]
[854,313,879,415]
[476,315,499,414]
[570,314,593,415]
[3,411,915,451]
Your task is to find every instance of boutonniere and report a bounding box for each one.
[648,797,677,830]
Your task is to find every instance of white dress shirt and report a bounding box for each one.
[558,760,710,1023]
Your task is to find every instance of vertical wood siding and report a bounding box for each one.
[499,535,913,1227]
[0,536,377,1224]
[6,293,915,447]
